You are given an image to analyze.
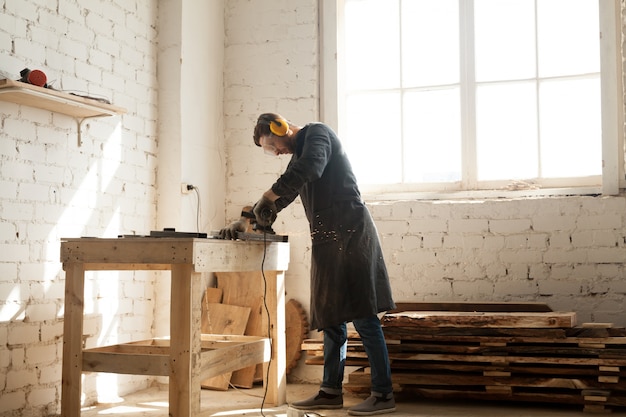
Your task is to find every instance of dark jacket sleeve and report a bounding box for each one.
[271,124,332,207]
[275,190,298,212]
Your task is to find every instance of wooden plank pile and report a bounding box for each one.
[301,302,626,413]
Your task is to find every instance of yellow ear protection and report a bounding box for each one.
[269,118,289,136]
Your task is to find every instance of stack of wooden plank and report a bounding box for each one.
[301,302,626,413]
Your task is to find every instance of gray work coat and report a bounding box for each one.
[272,123,396,330]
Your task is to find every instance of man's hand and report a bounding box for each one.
[253,196,278,227]
[218,219,247,240]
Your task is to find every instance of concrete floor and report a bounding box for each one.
[80,383,626,416]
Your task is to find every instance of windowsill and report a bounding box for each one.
[362,186,606,203]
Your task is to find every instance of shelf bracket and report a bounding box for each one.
[77,118,86,147]
[76,116,101,147]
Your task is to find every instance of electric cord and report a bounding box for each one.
[192,186,202,233]
[260,227,273,417]
[257,221,318,417]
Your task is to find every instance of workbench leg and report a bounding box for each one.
[61,263,85,417]
[169,264,202,416]
[263,270,287,406]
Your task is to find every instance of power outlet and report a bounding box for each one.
[181,183,194,194]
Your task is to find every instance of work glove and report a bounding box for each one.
[218,219,247,240]
[253,196,278,227]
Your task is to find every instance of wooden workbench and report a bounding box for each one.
[60,237,289,416]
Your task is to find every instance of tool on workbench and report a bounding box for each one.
[239,205,276,234]
[234,231,288,242]
[149,228,208,238]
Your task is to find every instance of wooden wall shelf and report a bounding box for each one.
[0,78,126,118]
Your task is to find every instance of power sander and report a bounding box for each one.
[243,206,275,234]
[211,206,288,242]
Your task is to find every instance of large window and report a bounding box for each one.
[322,0,624,196]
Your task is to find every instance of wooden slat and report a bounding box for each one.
[83,351,169,376]
[390,301,553,313]
[61,238,195,265]
[382,311,577,329]
[347,368,626,390]
[384,326,568,340]
[384,327,626,345]
[199,338,270,380]
[86,342,170,355]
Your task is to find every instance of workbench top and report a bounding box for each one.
[60,236,290,272]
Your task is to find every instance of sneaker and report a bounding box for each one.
[290,390,343,410]
[348,392,396,416]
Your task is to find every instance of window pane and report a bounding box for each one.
[537,0,599,77]
[345,0,400,90]
[338,0,606,191]
[401,0,459,87]
[344,92,402,184]
[403,88,461,182]
[539,77,601,178]
[476,82,538,181]
[474,0,536,82]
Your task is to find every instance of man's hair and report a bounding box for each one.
[253,113,286,146]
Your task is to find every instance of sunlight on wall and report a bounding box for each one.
[55,123,122,237]
[49,120,126,403]
[96,206,124,403]
[0,286,24,321]
[96,374,124,404]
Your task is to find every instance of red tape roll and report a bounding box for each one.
[27,69,47,87]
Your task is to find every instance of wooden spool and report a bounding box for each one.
[286,299,309,374]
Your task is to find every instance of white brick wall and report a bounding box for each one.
[0,0,158,415]
[372,196,626,325]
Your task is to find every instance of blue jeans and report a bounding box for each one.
[321,315,393,395]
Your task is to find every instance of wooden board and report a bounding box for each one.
[390,301,553,313]
[203,287,223,304]
[382,311,577,328]
[216,271,268,388]
[200,302,250,390]
[348,367,626,391]
[0,78,126,118]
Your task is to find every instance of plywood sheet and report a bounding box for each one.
[200,302,250,390]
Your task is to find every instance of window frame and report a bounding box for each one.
[320,0,624,199]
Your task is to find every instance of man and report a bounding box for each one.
[221,113,396,415]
